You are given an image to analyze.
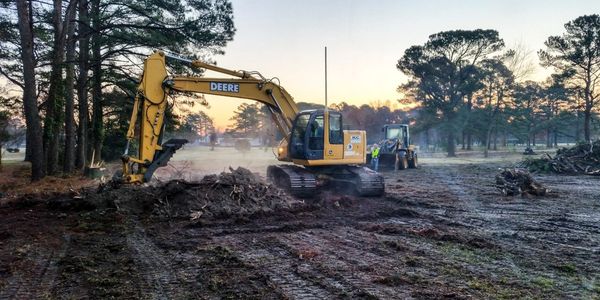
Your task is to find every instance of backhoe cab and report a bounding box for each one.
[118,51,384,197]
[367,124,418,170]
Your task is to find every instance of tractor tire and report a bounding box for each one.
[395,152,408,171]
[408,153,418,169]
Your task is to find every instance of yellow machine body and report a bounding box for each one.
[121,51,370,184]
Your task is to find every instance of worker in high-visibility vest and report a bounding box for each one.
[371,143,380,171]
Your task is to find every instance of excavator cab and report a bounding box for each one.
[289,110,344,161]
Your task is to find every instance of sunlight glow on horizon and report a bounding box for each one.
[195,0,600,129]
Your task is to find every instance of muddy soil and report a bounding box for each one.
[1,160,599,299]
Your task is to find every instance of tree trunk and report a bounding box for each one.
[16,0,45,181]
[465,94,473,150]
[584,108,591,142]
[90,0,103,164]
[44,0,69,175]
[466,132,472,150]
[484,127,492,158]
[575,111,581,142]
[75,0,90,170]
[63,6,77,173]
[527,122,531,147]
[493,127,497,150]
[425,129,430,152]
[24,128,31,162]
[461,130,465,150]
[447,130,456,157]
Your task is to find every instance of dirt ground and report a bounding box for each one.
[1,147,599,299]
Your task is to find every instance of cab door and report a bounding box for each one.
[289,112,311,159]
[305,112,324,160]
[324,111,344,160]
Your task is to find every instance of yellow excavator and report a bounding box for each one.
[116,51,384,197]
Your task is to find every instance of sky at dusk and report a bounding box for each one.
[197,0,600,129]
[2,1,598,129]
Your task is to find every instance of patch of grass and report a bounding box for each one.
[495,288,530,300]
[440,243,480,264]
[441,264,462,277]
[593,283,600,294]
[467,278,496,293]
[404,255,420,267]
[531,276,555,289]
[553,263,577,274]
[468,277,537,299]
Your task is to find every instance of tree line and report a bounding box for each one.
[397,15,600,157]
[225,15,600,157]
[0,0,235,180]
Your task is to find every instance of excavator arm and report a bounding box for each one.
[120,51,299,183]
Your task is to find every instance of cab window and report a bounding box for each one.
[386,127,404,140]
[329,113,343,144]
[292,113,310,142]
[290,113,312,159]
[308,115,324,150]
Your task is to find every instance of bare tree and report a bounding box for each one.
[504,41,537,82]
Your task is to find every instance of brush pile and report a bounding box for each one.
[523,141,600,175]
[92,167,299,220]
[495,168,547,196]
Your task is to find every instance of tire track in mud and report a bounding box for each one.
[215,224,423,299]
[126,226,181,299]
[422,165,600,252]
[219,235,336,299]
[405,163,600,297]
[128,221,287,299]
[273,228,407,298]
[0,234,70,299]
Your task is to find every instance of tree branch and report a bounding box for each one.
[0,66,24,90]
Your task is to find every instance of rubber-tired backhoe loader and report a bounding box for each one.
[367,124,418,170]
[116,51,384,197]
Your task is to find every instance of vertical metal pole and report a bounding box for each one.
[325,46,328,108]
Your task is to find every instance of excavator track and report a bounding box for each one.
[347,166,385,196]
[267,165,317,198]
[268,165,385,198]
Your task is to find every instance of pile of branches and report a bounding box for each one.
[152,167,295,219]
[495,168,548,196]
[93,167,298,220]
[522,141,600,175]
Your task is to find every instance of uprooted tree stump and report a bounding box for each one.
[495,168,548,197]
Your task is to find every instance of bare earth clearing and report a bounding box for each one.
[1,147,599,299]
